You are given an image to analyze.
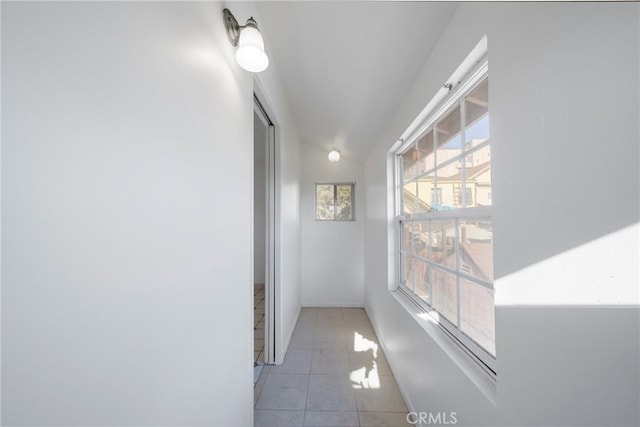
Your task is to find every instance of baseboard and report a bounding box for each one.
[363,305,419,419]
[276,304,301,365]
[301,303,365,308]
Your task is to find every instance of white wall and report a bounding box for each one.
[301,144,364,307]
[1,1,302,424]
[364,3,639,426]
[276,128,303,359]
[254,113,267,285]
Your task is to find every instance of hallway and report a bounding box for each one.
[3,2,638,426]
[254,308,410,426]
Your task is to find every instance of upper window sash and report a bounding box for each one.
[396,58,488,157]
[395,68,489,219]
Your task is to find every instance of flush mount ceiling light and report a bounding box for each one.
[223,8,269,73]
[328,150,341,162]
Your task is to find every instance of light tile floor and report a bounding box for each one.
[254,307,411,427]
[254,284,266,365]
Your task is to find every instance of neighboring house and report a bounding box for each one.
[403,139,492,212]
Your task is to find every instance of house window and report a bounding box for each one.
[394,67,495,374]
[316,183,355,221]
[454,187,473,207]
[431,188,443,205]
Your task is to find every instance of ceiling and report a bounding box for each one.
[255,1,459,162]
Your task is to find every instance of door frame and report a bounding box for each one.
[253,85,280,365]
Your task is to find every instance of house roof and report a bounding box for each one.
[461,242,493,282]
[438,161,491,182]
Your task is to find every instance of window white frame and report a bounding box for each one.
[393,57,495,377]
[315,182,356,221]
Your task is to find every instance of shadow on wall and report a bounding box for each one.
[488,5,640,282]
[494,304,640,426]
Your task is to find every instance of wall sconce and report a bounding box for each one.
[223,8,269,73]
[328,150,341,162]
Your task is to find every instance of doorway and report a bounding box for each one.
[253,95,276,382]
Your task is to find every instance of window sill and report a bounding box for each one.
[390,289,497,406]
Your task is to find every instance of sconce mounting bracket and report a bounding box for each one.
[223,8,240,47]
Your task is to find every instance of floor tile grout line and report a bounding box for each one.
[301,307,317,427]
[301,311,316,426]
[348,307,362,424]
[302,373,310,427]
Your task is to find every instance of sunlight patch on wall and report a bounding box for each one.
[495,224,639,306]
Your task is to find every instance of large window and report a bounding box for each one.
[316,183,355,221]
[395,67,495,375]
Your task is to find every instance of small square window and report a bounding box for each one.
[315,183,355,221]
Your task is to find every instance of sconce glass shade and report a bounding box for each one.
[328,150,341,162]
[236,25,269,73]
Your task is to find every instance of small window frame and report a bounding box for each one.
[315,182,356,222]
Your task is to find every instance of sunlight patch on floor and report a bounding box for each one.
[353,331,378,355]
[350,365,381,389]
[351,331,381,389]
